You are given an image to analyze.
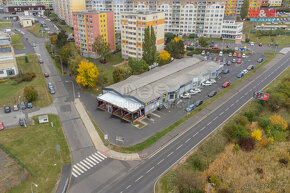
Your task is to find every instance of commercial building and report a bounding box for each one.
[120,11,165,59]
[6,0,53,8]
[97,57,222,122]
[269,0,283,6]
[7,5,45,13]
[19,16,35,27]
[72,11,115,58]
[0,32,18,78]
[53,0,86,26]
[222,16,243,40]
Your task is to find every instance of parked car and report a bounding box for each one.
[13,105,19,111]
[242,69,249,74]
[49,87,56,94]
[250,42,254,46]
[0,122,4,130]
[223,69,230,74]
[48,82,53,89]
[201,50,206,56]
[208,90,217,97]
[227,61,232,66]
[257,58,264,63]
[4,106,11,113]
[203,56,208,61]
[212,46,219,49]
[187,42,191,46]
[201,81,212,86]
[237,72,244,78]
[232,58,236,63]
[195,100,203,107]
[219,51,223,57]
[186,104,196,112]
[237,53,242,58]
[247,65,254,70]
[222,81,231,88]
[233,52,237,57]
[258,43,263,47]
[32,43,36,47]
[39,58,43,64]
[189,88,201,95]
[217,59,221,62]
[206,51,210,56]
[27,102,33,108]
[242,53,246,58]
[208,79,216,84]
[237,58,242,64]
[44,72,49,78]
[228,52,232,57]
[19,118,26,126]
[20,102,26,110]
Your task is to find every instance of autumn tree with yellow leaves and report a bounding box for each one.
[158,50,171,65]
[76,61,99,88]
[269,115,288,130]
[251,129,262,141]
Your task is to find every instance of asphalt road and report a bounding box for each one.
[96,52,289,193]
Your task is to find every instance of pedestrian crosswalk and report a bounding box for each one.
[72,151,107,178]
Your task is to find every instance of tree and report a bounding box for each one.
[256,30,262,37]
[251,129,262,141]
[269,115,288,130]
[128,58,148,74]
[24,86,38,102]
[57,43,75,66]
[198,37,209,48]
[158,50,171,64]
[189,33,197,39]
[25,55,29,63]
[165,32,175,44]
[56,30,68,48]
[241,0,249,19]
[165,37,185,59]
[150,26,157,64]
[76,61,99,88]
[113,65,131,83]
[50,35,58,46]
[69,53,84,76]
[92,36,111,63]
[142,27,157,65]
[44,10,51,17]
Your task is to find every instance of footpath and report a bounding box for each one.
[74,51,287,161]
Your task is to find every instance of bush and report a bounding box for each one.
[258,116,272,129]
[244,110,256,122]
[233,144,240,152]
[238,138,255,151]
[223,122,235,141]
[187,51,194,56]
[209,175,221,187]
[271,129,288,142]
[189,156,205,171]
[233,125,250,139]
[186,46,194,51]
[235,116,249,126]
[279,158,288,165]
[24,86,38,102]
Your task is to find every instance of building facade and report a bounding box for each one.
[7,5,45,13]
[249,0,262,14]
[0,32,18,78]
[7,0,52,8]
[72,11,115,58]
[222,16,243,40]
[225,0,238,16]
[53,0,86,26]
[120,11,165,59]
[268,0,283,6]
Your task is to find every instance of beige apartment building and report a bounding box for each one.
[120,11,165,59]
[0,32,18,78]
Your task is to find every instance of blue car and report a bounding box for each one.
[223,69,230,74]
[186,104,196,112]
[236,72,244,78]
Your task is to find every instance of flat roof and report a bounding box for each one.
[73,10,113,14]
[122,11,162,15]
[107,57,220,103]
[0,39,10,45]
[98,92,143,112]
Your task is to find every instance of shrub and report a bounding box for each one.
[271,130,288,142]
[187,51,194,56]
[209,175,221,187]
[24,86,38,102]
[279,158,288,165]
[256,168,263,174]
[269,114,288,130]
[244,110,256,122]
[233,144,240,152]
[258,116,272,129]
[223,122,235,141]
[261,139,268,147]
[238,138,255,151]
[268,137,274,144]
[186,46,195,51]
[251,129,262,141]
[189,156,205,171]
[233,125,250,139]
[235,116,249,126]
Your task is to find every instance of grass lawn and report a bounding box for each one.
[248,33,290,44]
[0,22,12,28]
[0,54,52,107]
[26,23,49,37]
[11,34,24,49]
[0,114,71,193]
[107,52,123,65]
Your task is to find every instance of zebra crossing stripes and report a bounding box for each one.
[72,151,108,178]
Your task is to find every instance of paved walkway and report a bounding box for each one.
[27,104,58,118]
[74,98,140,161]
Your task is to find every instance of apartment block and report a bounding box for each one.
[120,11,165,59]
[53,0,86,26]
[249,0,262,12]
[7,0,53,8]
[72,11,115,58]
[0,32,18,78]
[225,0,238,16]
[269,0,282,6]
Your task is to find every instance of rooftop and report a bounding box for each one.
[72,10,113,15]
[107,57,220,103]
[122,10,162,15]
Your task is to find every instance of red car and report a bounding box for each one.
[212,46,219,49]
[187,42,191,46]
[258,43,263,47]
[237,53,242,58]
[217,59,222,62]
[0,122,4,130]
[222,81,231,88]
[237,59,242,64]
[44,73,49,78]
[233,52,237,57]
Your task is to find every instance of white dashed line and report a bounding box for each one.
[201,126,206,130]
[235,100,239,103]
[213,117,218,121]
[193,132,199,137]
[207,122,212,126]
[230,104,234,107]
[167,152,174,157]
[126,185,131,189]
[240,96,243,99]
[157,159,164,165]
[176,145,183,150]
[219,111,224,116]
[146,166,154,174]
[135,175,143,182]
[225,107,229,111]
[185,138,191,143]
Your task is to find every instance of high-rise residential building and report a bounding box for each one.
[249,0,262,12]
[120,11,165,59]
[53,0,86,26]
[6,0,52,7]
[261,0,270,6]
[269,0,282,6]
[72,11,115,58]
[236,0,244,15]
[225,0,238,16]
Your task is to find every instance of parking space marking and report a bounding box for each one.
[176,145,183,150]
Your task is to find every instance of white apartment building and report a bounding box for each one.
[7,0,53,7]
[120,11,165,59]
[221,16,243,40]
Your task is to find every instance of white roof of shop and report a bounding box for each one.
[98,92,143,112]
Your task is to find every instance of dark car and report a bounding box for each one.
[208,90,217,97]
[257,58,264,63]
[223,69,230,74]
[20,102,26,110]
[195,100,203,107]
[4,106,11,113]
[19,118,26,126]
[247,65,254,70]
[27,102,33,108]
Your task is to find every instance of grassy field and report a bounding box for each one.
[0,54,52,108]
[248,33,290,45]
[11,34,24,49]
[0,22,12,28]
[107,52,123,65]
[26,23,48,37]
[0,114,71,193]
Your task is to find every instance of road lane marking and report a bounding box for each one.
[82,160,93,168]
[146,166,154,173]
[235,99,239,103]
[240,96,243,99]
[77,163,87,171]
[89,156,99,164]
[72,171,78,178]
[185,138,191,143]
[201,126,206,130]
[95,153,105,160]
[213,117,218,121]
[126,185,131,189]
[206,122,211,126]
[92,154,102,162]
[225,107,229,111]
[97,152,107,159]
[86,158,96,166]
[73,165,84,173]
[219,111,224,116]
[157,159,164,165]
[230,104,234,107]
[135,175,143,182]
[193,132,199,137]
[167,152,174,157]
[176,145,183,150]
[72,168,81,176]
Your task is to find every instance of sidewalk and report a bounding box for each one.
[74,53,286,161]
[74,98,140,161]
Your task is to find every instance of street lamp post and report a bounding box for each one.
[18,96,21,113]
[54,54,63,75]
[30,182,38,193]
[65,80,75,102]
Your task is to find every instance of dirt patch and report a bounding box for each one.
[0,148,29,193]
